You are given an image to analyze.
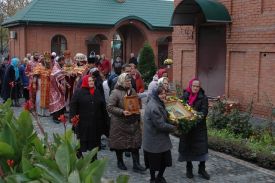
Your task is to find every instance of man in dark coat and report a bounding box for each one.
[129,53,138,66]
[1,58,20,106]
[0,57,9,93]
[178,78,210,180]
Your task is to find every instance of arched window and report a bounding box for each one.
[51,35,67,56]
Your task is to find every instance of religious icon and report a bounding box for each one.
[124,95,140,114]
[165,101,192,119]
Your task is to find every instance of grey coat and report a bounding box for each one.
[143,95,176,153]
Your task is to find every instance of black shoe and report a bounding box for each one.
[156,176,167,183]
[186,168,194,179]
[133,164,146,174]
[132,152,146,174]
[117,161,127,170]
[125,151,131,157]
[198,167,210,180]
[150,179,155,183]
[186,162,193,179]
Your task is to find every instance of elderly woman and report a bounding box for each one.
[107,73,146,173]
[147,69,168,95]
[70,75,108,157]
[1,57,20,106]
[178,78,210,180]
[157,77,169,92]
[143,86,176,183]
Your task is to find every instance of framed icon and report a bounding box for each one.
[165,101,192,119]
[124,95,140,114]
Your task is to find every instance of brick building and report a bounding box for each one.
[2,0,173,67]
[172,0,275,116]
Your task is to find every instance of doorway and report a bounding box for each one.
[198,26,226,97]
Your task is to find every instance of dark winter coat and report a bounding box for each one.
[107,86,141,150]
[178,89,209,156]
[1,65,20,101]
[19,64,29,87]
[70,88,109,146]
[143,94,176,153]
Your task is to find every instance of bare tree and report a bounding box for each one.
[0,0,32,56]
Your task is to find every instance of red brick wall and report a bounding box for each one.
[9,21,171,70]
[173,0,275,116]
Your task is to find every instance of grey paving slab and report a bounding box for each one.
[11,103,275,183]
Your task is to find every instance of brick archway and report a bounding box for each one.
[110,18,149,63]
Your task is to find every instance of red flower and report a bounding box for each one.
[9,81,15,88]
[24,100,33,111]
[71,115,80,127]
[58,114,67,124]
[7,159,14,167]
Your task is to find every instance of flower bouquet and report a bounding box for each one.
[165,96,203,134]
[164,58,173,68]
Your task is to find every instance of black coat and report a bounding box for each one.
[70,88,109,146]
[178,89,208,156]
[1,65,20,101]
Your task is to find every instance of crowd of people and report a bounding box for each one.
[0,51,210,183]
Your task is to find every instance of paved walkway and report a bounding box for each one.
[12,106,275,183]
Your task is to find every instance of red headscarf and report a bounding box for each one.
[186,78,199,106]
[156,69,167,78]
[81,75,95,95]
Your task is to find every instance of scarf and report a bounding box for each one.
[186,78,199,106]
[156,68,167,78]
[117,73,131,89]
[81,75,95,95]
[11,58,19,80]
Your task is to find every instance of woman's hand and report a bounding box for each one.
[123,110,132,116]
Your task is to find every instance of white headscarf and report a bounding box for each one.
[117,73,131,89]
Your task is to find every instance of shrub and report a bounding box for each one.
[226,109,252,138]
[137,42,157,86]
[207,99,228,129]
[0,100,129,183]
[208,128,275,169]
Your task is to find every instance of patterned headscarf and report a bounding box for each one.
[117,73,132,89]
[157,77,168,86]
[11,58,20,80]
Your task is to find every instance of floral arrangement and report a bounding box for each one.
[164,58,173,65]
[166,96,203,134]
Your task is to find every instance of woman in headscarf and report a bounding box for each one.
[157,77,169,92]
[107,73,146,173]
[178,78,210,180]
[148,69,168,95]
[70,75,108,157]
[143,85,176,183]
[1,57,20,106]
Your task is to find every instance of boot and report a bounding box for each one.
[116,151,127,170]
[186,161,193,179]
[132,151,146,174]
[198,162,210,180]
